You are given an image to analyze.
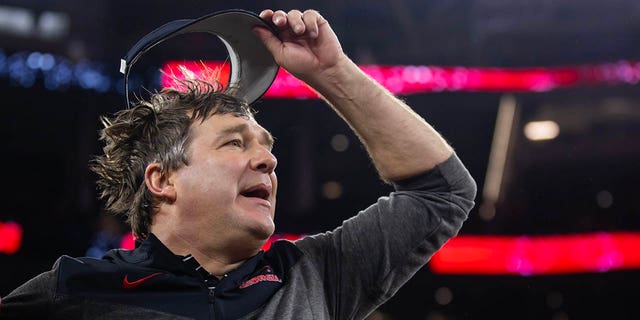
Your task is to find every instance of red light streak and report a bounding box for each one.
[161,60,640,98]
[161,61,231,91]
[120,232,136,250]
[0,221,23,254]
[430,232,640,275]
[261,233,307,251]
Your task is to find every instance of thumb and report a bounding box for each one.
[253,26,282,59]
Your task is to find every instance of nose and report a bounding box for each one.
[250,145,277,174]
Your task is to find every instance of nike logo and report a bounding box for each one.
[123,272,163,289]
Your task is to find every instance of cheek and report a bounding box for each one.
[176,163,235,204]
[271,172,278,191]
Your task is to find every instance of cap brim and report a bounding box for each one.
[121,9,279,106]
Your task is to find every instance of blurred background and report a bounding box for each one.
[1,0,639,319]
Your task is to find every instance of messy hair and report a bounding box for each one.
[90,80,255,239]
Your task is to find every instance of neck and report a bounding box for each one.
[151,229,260,277]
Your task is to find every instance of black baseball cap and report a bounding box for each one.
[120,9,279,107]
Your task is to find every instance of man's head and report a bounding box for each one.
[91,80,278,246]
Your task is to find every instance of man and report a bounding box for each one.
[1,9,476,319]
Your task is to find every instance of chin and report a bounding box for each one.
[254,225,275,241]
[242,219,274,241]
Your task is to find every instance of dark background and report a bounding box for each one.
[1,1,639,319]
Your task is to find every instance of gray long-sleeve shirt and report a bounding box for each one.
[257,153,476,319]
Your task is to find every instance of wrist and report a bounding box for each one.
[309,55,369,100]
[319,54,357,84]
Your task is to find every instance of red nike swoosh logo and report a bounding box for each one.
[123,272,163,289]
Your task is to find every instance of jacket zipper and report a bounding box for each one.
[206,279,216,319]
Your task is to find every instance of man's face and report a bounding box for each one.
[168,113,278,252]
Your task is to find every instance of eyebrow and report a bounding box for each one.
[219,123,275,149]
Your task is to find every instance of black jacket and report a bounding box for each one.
[1,234,302,319]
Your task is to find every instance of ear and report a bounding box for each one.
[144,163,176,202]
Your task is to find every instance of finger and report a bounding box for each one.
[259,9,274,21]
[302,10,321,38]
[287,10,305,35]
[272,10,288,29]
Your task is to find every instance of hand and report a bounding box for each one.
[253,9,347,83]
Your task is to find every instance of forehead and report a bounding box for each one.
[196,113,273,145]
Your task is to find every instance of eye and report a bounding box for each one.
[225,139,244,148]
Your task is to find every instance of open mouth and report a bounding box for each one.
[240,184,271,201]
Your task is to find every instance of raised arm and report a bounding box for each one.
[255,10,477,319]
[254,9,452,181]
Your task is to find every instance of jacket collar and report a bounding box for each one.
[104,233,265,285]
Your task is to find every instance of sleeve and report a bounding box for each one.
[0,258,61,319]
[295,153,477,320]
